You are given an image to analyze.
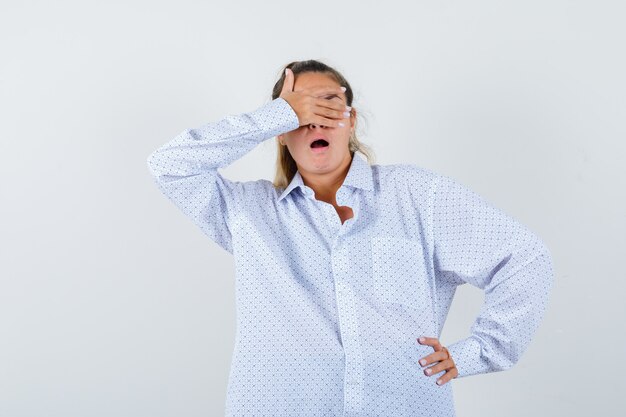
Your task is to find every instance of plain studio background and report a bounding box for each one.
[1,1,624,416]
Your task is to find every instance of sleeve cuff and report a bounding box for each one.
[446,336,492,379]
[248,97,300,137]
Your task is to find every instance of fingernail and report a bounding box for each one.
[425,369,432,375]
[343,112,350,118]
[419,359,426,366]
[338,122,345,127]
[436,380,442,385]
[345,106,352,111]
[419,337,425,342]
[340,86,346,92]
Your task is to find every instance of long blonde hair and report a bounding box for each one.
[271,59,375,189]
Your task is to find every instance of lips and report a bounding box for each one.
[310,139,329,148]
[310,138,329,154]
[308,135,329,147]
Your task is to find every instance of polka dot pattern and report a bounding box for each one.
[147,97,554,416]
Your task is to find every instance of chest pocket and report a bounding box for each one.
[370,236,431,310]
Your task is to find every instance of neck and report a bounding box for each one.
[299,153,353,203]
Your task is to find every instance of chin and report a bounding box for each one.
[293,146,350,172]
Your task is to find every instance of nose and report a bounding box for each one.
[308,123,326,129]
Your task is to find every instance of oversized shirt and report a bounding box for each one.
[146,97,554,417]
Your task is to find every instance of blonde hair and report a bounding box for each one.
[270,59,375,189]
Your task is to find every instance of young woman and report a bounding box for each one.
[147,60,554,417]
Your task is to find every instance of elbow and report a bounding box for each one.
[146,149,171,179]
[146,152,156,177]
[520,233,555,294]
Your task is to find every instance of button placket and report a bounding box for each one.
[330,242,365,413]
[335,280,365,413]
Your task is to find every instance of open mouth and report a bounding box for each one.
[310,139,329,148]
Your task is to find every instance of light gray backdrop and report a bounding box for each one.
[1,1,624,416]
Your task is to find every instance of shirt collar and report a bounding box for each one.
[277,153,374,202]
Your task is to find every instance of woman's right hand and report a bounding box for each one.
[279,68,350,128]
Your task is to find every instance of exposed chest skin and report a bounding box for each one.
[311,188,355,225]
[334,204,354,224]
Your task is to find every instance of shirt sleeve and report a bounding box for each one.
[432,174,554,379]
[146,97,300,254]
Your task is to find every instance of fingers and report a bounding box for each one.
[278,70,349,128]
[417,348,448,367]
[422,358,455,376]
[417,336,443,351]
[281,68,345,98]
[303,84,346,97]
[309,99,351,128]
[281,68,294,95]
[314,96,349,112]
[310,116,346,129]
[313,99,351,121]
[428,362,459,386]
[420,353,459,386]
[417,336,458,386]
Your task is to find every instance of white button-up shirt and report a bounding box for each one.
[147,97,554,417]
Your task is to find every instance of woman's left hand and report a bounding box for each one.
[417,336,459,386]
